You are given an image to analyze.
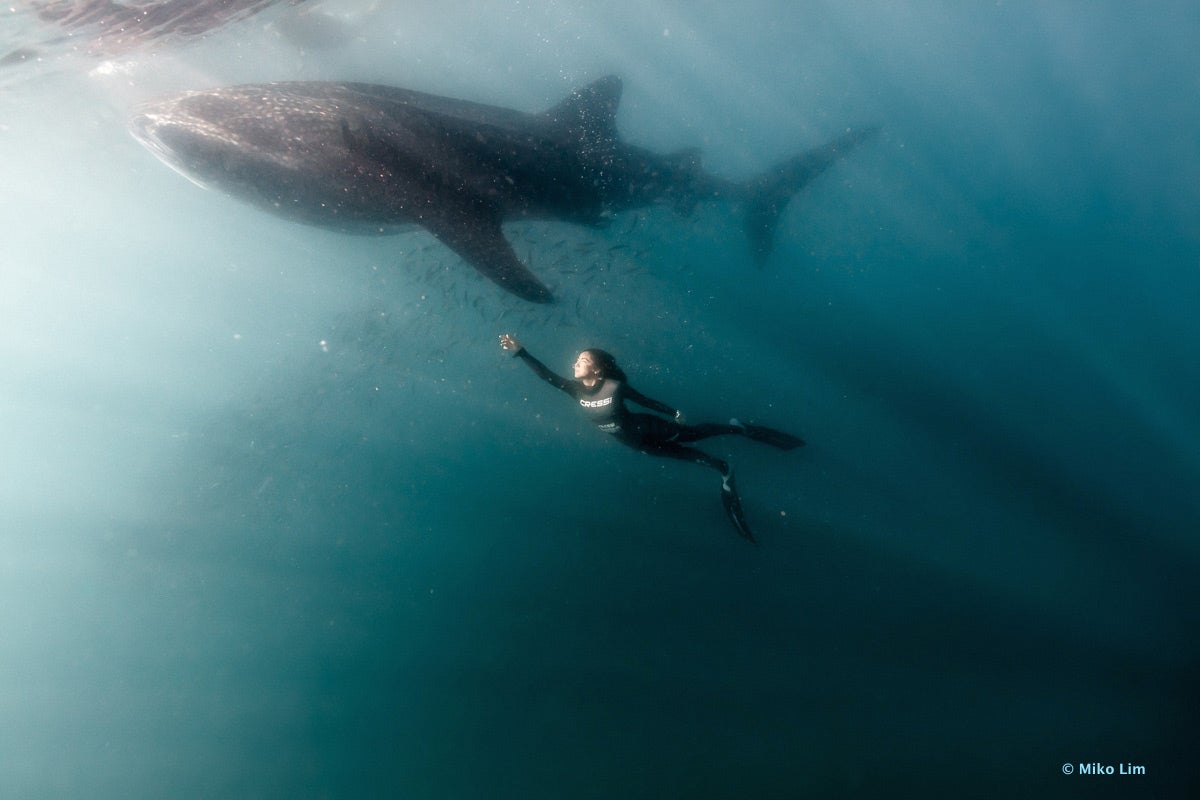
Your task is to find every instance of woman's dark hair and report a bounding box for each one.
[584,348,627,382]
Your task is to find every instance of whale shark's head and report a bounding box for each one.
[129,92,244,191]
[129,86,338,204]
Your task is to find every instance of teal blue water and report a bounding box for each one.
[2,2,1196,797]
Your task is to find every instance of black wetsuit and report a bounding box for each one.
[514,348,741,474]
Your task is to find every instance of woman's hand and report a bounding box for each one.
[498,333,522,353]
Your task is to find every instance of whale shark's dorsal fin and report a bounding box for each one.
[541,76,623,144]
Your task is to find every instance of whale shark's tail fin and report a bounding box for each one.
[743,126,880,265]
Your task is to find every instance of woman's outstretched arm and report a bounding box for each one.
[499,334,576,394]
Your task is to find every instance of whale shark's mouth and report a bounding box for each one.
[129,110,218,192]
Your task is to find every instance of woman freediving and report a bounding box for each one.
[498,334,804,542]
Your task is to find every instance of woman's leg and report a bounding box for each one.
[639,438,728,475]
[671,422,744,444]
[677,420,806,451]
[633,419,753,544]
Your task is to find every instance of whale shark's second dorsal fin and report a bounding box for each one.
[541,75,622,145]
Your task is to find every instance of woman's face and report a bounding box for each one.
[573,351,598,380]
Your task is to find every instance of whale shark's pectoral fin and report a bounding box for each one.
[420,203,553,304]
[342,117,551,303]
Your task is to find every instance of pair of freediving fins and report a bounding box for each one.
[721,422,806,543]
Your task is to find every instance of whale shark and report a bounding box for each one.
[130,77,876,303]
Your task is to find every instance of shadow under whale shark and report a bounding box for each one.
[130,76,877,303]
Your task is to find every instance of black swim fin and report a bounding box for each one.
[732,419,806,450]
[721,470,756,544]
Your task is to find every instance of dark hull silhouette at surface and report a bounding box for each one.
[6,0,303,61]
[130,77,877,302]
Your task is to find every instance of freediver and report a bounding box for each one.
[498,334,804,542]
